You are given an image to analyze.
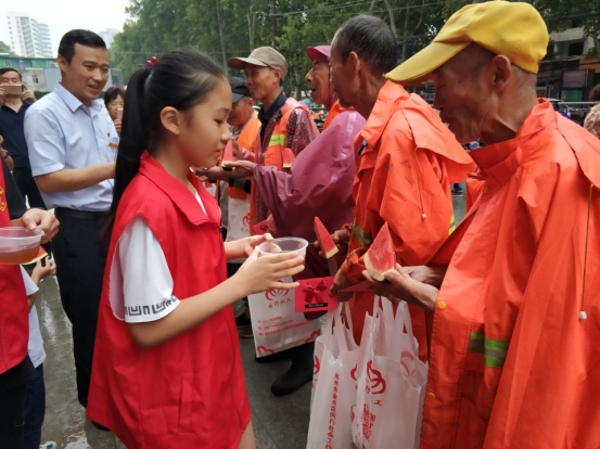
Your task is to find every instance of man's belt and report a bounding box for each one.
[54,207,106,221]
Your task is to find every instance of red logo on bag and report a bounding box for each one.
[360,403,377,441]
[400,350,417,378]
[350,364,357,381]
[266,284,290,301]
[367,361,386,394]
[305,330,321,343]
[313,355,320,375]
[242,212,251,233]
[257,346,274,357]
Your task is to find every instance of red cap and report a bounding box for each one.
[306,45,331,61]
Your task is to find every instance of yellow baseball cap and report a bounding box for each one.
[386,1,549,85]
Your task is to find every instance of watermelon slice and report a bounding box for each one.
[364,223,396,282]
[283,147,295,169]
[314,217,339,259]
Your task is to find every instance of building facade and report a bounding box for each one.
[537,27,600,101]
[0,55,123,93]
[7,12,53,58]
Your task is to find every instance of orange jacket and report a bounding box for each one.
[323,100,347,131]
[340,80,475,355]
[421,100,600,449]
[221,111,261,200]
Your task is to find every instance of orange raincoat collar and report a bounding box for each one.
[470,100,554,191]
[361,80,473,167]
[361,80,409,151]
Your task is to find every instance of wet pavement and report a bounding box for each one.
[36,193,466,448]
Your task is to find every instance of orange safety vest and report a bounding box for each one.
[250,98,311,230]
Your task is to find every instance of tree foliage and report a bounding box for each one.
[109,0,599,91]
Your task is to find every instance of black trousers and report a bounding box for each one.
[0,357,33,449]
[12,167,46,210]
[52,209,107,407]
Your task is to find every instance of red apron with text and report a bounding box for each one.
[87,152,250,448]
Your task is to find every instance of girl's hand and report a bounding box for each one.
[224,233,274,260]
[242,233,274,257]
[235,248,305,295]
[31,258,56,285]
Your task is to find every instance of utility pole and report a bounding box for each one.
[215,0,228,73]
[270,0,277,48]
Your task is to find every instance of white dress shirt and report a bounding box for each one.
[24,83,118,212]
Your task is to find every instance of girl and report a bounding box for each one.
[86,49,304,448]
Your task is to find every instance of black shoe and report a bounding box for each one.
[235,313,251,327]
[238,324,254,339]
[254,350,290,364]
[270,360,313,396]
[91,421,110,431]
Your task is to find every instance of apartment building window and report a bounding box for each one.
[32,76,39,83]
[30,60,36,67]
[4,60,11,67]
[568,41,584,57]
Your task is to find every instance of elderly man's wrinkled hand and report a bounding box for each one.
[330,268,352,302]
[403,265,447,288]
[223,160,255,179]
[362,264,439,313]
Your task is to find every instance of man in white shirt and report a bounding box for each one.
[24,29,116,418]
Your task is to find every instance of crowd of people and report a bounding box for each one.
[1,1,599,448]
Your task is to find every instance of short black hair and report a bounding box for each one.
[0,68,21,80]
[334,15,397,77]
[104,85,126,107]
[58,29,106,63]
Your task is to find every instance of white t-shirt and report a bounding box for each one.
[109,192,207,323]
[19,266,46,368]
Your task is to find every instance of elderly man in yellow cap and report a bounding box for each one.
[366,2,600,448]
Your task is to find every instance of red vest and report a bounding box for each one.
[87,152,250,448]
[0,167,29,375]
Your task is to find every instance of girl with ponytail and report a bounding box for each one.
[87,49,304,448]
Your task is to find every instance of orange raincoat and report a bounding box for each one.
[323,100,347,131]
[340,80,475,354]
[421,100,600,449]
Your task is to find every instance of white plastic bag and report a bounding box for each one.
[226,197,252,243]
[307,304,358,449]
[248,278,322,358]
[352,297,428,449]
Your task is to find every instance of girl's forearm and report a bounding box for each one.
[128,276,247,349]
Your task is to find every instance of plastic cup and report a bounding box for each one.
[0,227,43,265]
[257,237,309,258]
